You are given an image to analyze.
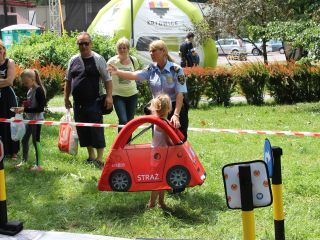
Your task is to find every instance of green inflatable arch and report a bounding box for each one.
[88,0,217,67]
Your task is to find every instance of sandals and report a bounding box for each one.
[93,159,104,168]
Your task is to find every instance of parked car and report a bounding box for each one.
[243,39,272,56]
[267,40,284,54]
[98,115,206,192]
[216,38,246,55]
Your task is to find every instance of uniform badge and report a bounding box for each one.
[166,75,173,84]
[177,75,185,85]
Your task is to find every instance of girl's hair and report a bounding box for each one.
[116,37,130,52]
[149,94,172,118]
[0,40,6,58]
[20,69,46,97]
[149,40,174,62]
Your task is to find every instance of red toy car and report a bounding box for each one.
[98,116,206,192]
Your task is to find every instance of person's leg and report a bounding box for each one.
[124,94,138,142]
[87,146,96,161]
[21,125,32,162]
[113,96,128,133]
[158,190,166,208]
[147,191,159,208]
[94,147,104,168]
[168,101,189,141]
[74,103,94,162]
[30,125,43,171]
[87,101,105,168]
[125,94,138,121]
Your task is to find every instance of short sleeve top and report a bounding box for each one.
[107,55,138,97]
[137,60,187,102]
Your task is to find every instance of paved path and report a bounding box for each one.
[0,230,130,240]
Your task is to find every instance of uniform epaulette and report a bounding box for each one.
[144,64,153,71]
[170,64,181,73]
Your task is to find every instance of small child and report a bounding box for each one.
[15,69,46,171]
[147,93,173,209]
[191,48,200,66]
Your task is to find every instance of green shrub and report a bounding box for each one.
[8,31,116,68]
[137,81,152,113]
[234,63,269,105]
[205,67,236,106]
[184,67,207,108]
[267,63,320,104]
[267,63,295,104]
[13,63,65,105]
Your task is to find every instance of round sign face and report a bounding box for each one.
[0,139,3,162]
[264,139,273,178]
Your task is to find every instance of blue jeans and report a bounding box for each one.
[113,94,138,134]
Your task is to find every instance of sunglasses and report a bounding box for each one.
[77,42,90,46]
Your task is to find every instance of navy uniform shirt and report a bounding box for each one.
[137,61,187,102]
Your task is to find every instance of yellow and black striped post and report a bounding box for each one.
[239,165,255,240]
[0,139,23,236]
[271,147,285,240]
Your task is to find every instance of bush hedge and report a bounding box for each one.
[8,32,320,108]
[13,61,65,105]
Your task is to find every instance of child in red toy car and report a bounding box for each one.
[147,94,173,209]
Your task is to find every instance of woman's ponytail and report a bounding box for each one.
[34,69,46,97]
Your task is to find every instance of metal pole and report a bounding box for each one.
[239,165,255,240]
[272,147,285,240]
[0,139,23,236]
[130,0,134,47]
[58,0,65,34]
[3,0,8,26]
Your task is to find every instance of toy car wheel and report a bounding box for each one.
[166,166,190,190]
[109,170,131,192]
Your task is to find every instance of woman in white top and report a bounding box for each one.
[107,37,138,137]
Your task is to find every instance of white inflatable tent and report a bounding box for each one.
[88,0,217,67]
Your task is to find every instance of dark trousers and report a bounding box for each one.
[73,100,106,148]
[168,100,189,141]
[22,124,42,166]
[112,94,137,134]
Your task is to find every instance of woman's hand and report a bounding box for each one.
[107,64,118,75]
[170,114,181,129]
[14,107,24,114]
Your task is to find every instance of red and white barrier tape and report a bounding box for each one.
[1,118,320,137]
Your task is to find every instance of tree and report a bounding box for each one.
[198,0,290,64]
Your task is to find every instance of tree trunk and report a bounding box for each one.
[262,38,268,65]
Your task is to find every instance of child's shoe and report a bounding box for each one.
[30,165,43,171]
[11,154,18,161]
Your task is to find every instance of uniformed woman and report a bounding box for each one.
[108,40,189,141]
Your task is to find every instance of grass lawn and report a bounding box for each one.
[4,101,320,239]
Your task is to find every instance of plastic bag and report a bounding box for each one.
[10,113,26,141]
[58,111,78,155]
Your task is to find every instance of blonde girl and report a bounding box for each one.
[147,93,173,208]
[15,69,46,171]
